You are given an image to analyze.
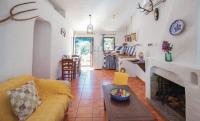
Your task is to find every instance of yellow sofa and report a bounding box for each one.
[0,75,72,121]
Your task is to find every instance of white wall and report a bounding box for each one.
[32,19,51,79]
[198,0,200,66]
[0,0,71,81]
[0,0,35,82]
[127,0,197,66]
[93,34,104,69]
[66,29,74,55]
[115,31,126,46]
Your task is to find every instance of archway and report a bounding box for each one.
[32,19,51,78]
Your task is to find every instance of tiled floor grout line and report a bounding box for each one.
[91,73,93,120]
[73,71,89,121]
[74,71,89,121]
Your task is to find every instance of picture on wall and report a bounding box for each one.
[125,35,132,42]
[60,28,66,37]
[131,33,137,41]
[125,33,136,42]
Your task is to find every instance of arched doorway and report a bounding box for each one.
[32,19,51,78]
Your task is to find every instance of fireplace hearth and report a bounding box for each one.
[149,74,185,121]
[146,58,200,121]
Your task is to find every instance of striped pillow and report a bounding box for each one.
[119,46,127,54]
[128,46,136,56]
[125,46,130,54]
[115,46,122,51]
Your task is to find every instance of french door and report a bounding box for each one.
[74,37,93,67]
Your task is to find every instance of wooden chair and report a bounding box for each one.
[72,55,81,77]
[62,59,74,81]
[76,57,81,76]
[72,55,79,58]
[113,72,129,85]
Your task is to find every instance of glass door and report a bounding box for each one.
[74,37,93,67]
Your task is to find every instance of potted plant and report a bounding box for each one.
[162,41,173,62]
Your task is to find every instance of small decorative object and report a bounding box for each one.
[120,68,126,73]
[169,19,184,36]
[110,88,130,102]
[147,43,153,47]
[162,41,173,62]
[0,1,38,23]
[60,28,66,37]
[138,52,144,62]
[154,8,159,21]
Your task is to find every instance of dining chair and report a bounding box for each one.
[72,55,81,77]
[62,59,74,81]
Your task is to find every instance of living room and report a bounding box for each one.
[0,0,199,121]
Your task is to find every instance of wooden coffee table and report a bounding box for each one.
[102,84,156,121]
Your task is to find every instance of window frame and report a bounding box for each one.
[103,37,115,52]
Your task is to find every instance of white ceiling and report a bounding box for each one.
[49,0,137,32]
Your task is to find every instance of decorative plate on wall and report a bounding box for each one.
[169,19,185,36]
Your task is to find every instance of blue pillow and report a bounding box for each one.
[115,46,122,51]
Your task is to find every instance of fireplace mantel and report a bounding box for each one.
[146,57,200,121]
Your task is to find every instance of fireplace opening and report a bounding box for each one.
[150,74,186,121]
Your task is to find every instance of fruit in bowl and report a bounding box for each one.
[110,88,130,101]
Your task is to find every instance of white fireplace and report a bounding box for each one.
[146,58,200,121]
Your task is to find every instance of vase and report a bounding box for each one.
[165,52,172,62]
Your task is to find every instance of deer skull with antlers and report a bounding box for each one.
[137,0,154,15]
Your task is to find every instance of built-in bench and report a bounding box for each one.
[118,59,145,81]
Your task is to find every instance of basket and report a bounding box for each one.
[110,88,130,102]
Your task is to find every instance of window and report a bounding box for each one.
[103,37,115,52]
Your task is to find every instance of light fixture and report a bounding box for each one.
[87,14,94,34]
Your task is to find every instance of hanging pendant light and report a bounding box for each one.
[87,14,94,34]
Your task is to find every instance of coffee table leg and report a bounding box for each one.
[104,99,106,111]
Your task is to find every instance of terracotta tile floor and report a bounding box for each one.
[65,69,165,121]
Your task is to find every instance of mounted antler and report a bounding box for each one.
[0,1,38,23]
[10,2,38,21]
[137,0,154,15]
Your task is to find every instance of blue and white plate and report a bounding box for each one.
[169,19,184,36]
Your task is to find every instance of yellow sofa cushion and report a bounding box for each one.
[27,95,69,121]
[0,75,72,121]
[34,79,72,101]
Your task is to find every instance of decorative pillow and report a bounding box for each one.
[125,46,131,54]
[119,46,127,54]
[128,46,136,56]
[115,46,122,51]
[7,81,41,121]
